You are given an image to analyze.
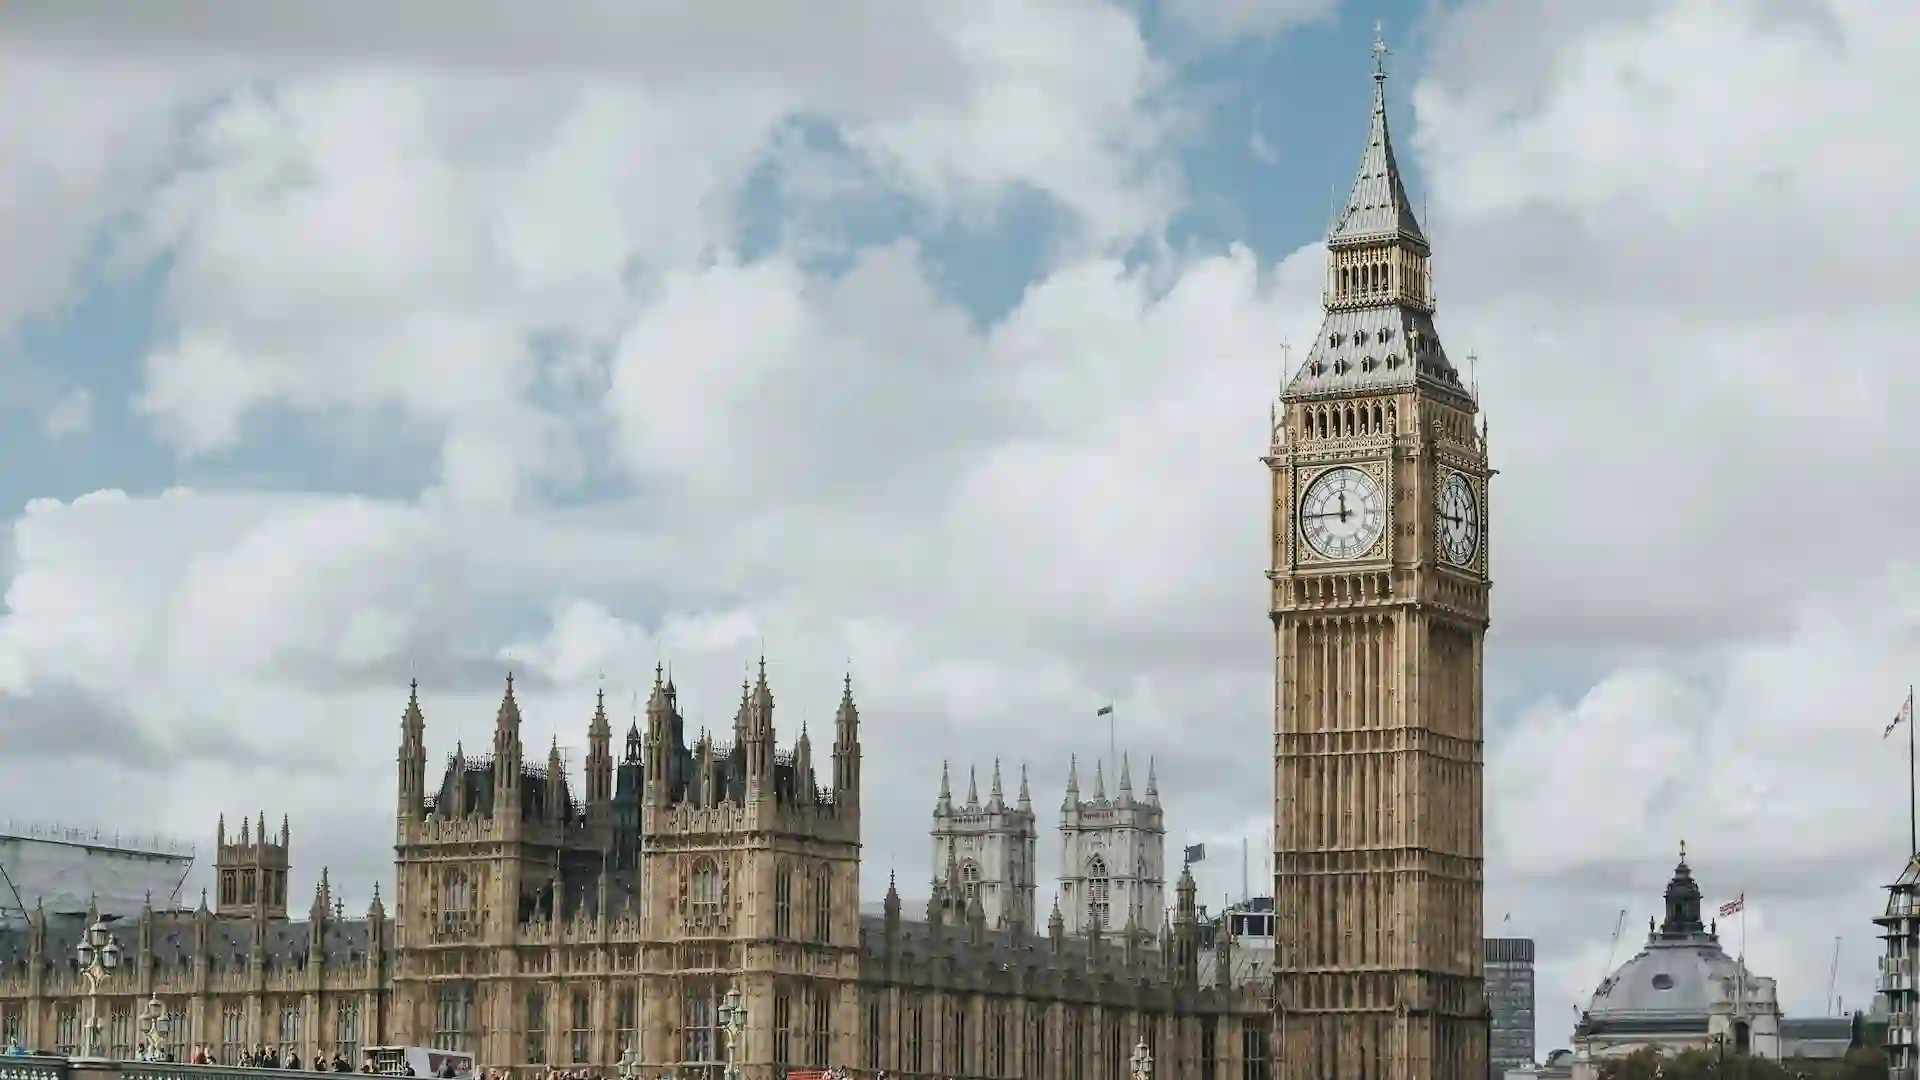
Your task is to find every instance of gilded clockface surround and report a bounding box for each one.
[1298,465,1388,561]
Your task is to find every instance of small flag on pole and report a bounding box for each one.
[1888,694,1915,739]
[1185,844,1208,864]
[1096,704,1114,716]
[1719,894,1745,918]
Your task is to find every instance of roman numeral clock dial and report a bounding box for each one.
[1299,466,1386,560]
[1436,469,1480,566]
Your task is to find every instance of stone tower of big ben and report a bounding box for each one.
[1266,30,1490,1080]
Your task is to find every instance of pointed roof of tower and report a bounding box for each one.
[1145,755,1160,805]
[937,760,953,812]
[1118,753,1133,799]
[1283,27,1469,405]
[835,671,859,736]
[402,679,424,732]
[988,759,1005,811]
[966,765,980,809]
[590,686,610,737]
[496,673,522,730]
[1328,23,1426,251]
[1093,759,1107,801]
[1018,762,1033,811]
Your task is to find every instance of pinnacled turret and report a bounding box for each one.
[794,721,816,802]
[883,872,902,944]
[936,761,954,817]
[585,686,614,835]
[1122,909,1141,967]
[1093,759,1107,801]
[927,876,948,933]
[1048,896,1065,956]
[966,885,987,946]
[546,736,566,825]
[1173,862,1200,987]
[399,680,426,825]
[738,659,777,793]
[987,759,1005,813]
[965,765,980,810]
[1145,756,1160,807]
[492,674,525,819]
[1063,755,1080,811]
[1018,763,1032,812]
[832,672,861,801]
[644,664,676,808]
[1213,909,1234,985]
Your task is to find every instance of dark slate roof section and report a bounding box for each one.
[857,915,1175,984]
[1283,304,1465,401]
[1327,68,1427,250]
[1781,1016,1854,1041]
[0,911,384,977]
[428,754,577,824]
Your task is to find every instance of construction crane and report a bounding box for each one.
[1827,936,1842,1015]
[1595,908,1630,997]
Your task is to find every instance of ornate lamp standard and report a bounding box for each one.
[1129,1039,1153,1080]
[617,1043,639,1080]
[719,988,747,1080]
[74,919,122,1059]
[138,996,171,1062]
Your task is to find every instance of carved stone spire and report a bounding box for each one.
[1284,22,1466,405]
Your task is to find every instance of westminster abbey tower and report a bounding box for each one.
[1266,32,1491,1080]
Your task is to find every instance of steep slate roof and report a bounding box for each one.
[1327,51,1427,250]
[1282,42,1469,405]
[0,910,380,977]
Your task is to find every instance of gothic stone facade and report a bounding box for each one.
[1266,43,1491,1080]
[2,670,1269,1080]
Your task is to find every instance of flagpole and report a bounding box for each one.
[1909,685,1916,856]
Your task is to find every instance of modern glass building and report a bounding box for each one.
[1486,937,1537,1078]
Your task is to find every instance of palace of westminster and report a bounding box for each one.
[0,38,1493,1080]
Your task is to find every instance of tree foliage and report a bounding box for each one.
[1596,1045,1887,1080]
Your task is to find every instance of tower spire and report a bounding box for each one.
[1284,23,1467,404]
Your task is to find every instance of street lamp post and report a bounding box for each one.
[719,988,747,1080]
[1130,1039,1153,1080]
[74,919,122,1059]
[138,996,171,1062]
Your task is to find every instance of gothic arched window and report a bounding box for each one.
[813,867,833,942]
[960,860,982,902]
[690,858,722,925]
[774,863,794,938]
[1086,855,1110,929]
[444,868,471,917]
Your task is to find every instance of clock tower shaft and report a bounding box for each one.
[1265,34,1491,1080]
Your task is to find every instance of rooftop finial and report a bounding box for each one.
[1372,20,1389,78]
[1679,839,1687,864]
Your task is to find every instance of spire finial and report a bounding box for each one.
[1679,839,1687,863]
[1372,20,1389,77]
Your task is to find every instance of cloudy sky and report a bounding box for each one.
[0,0,1911,1057]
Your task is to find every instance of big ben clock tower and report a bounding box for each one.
[1266,29,1490,1080]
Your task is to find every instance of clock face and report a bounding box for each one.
[1299,466,1387,561]
[1436,470,1480,566]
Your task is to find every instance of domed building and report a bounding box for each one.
[1570,849,1781,1080]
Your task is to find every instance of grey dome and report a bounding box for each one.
[1586,851,1736,1021]
[1588,938,1740,1018]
